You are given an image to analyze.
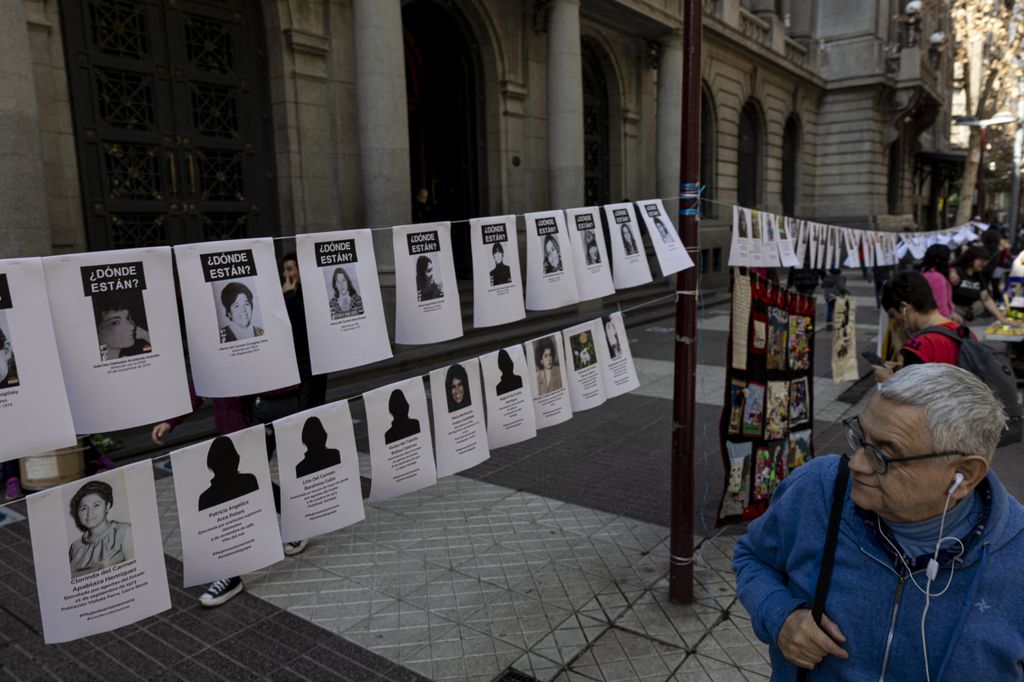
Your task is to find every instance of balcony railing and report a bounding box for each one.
[739,9,770,48]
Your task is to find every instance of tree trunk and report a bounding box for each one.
[955,126,983,226]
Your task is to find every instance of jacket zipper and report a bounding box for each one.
[878,575,905,681]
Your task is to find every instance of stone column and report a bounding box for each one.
[547,0,584,209]
[0,1,50,256]
[353,0,410,271]
[656,31,684,228]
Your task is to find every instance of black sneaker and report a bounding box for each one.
[283,539,308,556]
[199,577,243,607]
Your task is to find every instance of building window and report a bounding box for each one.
[700,249,709,274]
[782,115,799,215]
[700,87,716,217]
[888,140,902,214]
[737,102,762,208]
[713,247,723,271]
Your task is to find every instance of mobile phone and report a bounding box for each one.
[861,351,885,366]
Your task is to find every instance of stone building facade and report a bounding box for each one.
[1,0,954,296]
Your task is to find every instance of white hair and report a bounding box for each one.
[877,363,1006,461]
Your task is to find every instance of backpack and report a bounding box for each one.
[920,325,1024,447]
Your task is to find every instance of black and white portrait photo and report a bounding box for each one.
[92,292,152,361]
[582,229,601,265]
[0,313,19,389]
[532,336,563,397]
[542,234,563,274]
[213,279,265,344]
[295,416,342,478]
[604,319,622,359]
[64,475,134,578]
[384,389,422,444]
[445,363,472,413]
[570,330,597,371]
[621,224,639,256]
[489,242,512,286]
[495,348,524,396]
[197,436,260,511]
[415,254,444,302]
[324,265,364,320]
[653,217,673,244]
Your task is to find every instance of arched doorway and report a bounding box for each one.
[582,40,610,206]
[737,102,763,208]
[782,115,800,215]
[60,0,278,249]
[404,0,484,277]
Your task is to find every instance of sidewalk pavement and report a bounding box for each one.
[3,276,1018,681]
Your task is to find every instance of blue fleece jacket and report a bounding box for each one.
[733,455,1024,681]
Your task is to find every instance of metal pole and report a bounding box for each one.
[1010,99,1023,246]
[670,0,701,605]
[977,126,987,219]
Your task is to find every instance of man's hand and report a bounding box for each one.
[778,609,848,670]
[282,272,298,294]
[151,422,172,446]
[870,360,898,383]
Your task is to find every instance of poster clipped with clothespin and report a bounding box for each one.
[470,215,527,328]
[794,220,808,267]
[729,205,752,267]
[635,199,694,276]
[778,217,800,268]
[524,210,581,310]
[604,203,653,288]
[564,207,615,301]
[843,229,861,269]
[761,213,782,268]
[393,222,463,345]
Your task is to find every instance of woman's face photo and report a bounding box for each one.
[77,493,110,531]
[450,376,465,405]
[540,347,553,369]
[425,260,436,284]
[97,309,137,349]
[0,341,11,381]
[228,293,253,326]
[545,238,560,267]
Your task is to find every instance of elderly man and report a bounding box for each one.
[734,363,1024,680]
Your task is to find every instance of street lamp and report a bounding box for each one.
[954,112,1016,221]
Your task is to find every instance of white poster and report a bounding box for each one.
[171,426,284,586]
[470,216,526,328]
[296,229,392,374]
[824,226,837,269]
[816,224,827,269]
[761,213,782,268]
[564,207,615,301]
[428,360,490,477]
[393,222,463,344]
[42,248,191,433]
[523,333,573,429]
[27,462,171,643]
[635,199,695,276]
[807,223,820,269]
[596,312,640,398]
[748,210,765,268]
[794,220,808,266]
[778,217,801,268]
[524,210,580,310]
[364,376,437,502]
[175,238,299,398]
[604,203,653,288]
[480,345,537,449]
[728,205,751,267]
[273,400,364,543]
[562,320,607,411]
[843,229,861,269]
[0,259,76,463]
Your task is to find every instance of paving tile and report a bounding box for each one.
[403,517,508,570]
[341,599,459,663]
[575,582,647,625]
[402,623,523,681]
[452,538,552,590]
[484,491,568,528]
[528,612,608,668]
[568,626,687,681]
[507,650,566,681]
[507,561,614,613]
[614,587,724,651]
[402,567,504,624]
[535,503,620,539]
[462,586,574,651]
[590,516,670,553]
[544,535,668,591]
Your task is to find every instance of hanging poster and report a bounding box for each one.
[175,238,299,398]
[815,224,827,269]
[748,210,765,268]
[765,381,789,440]
[604,203,653,288]
[0,259,76,463]
[794,220,809,266]
[429,359,490,477]
[787,429,812,470]
[752,442,786,502]
[480,345,537,449]
[729,205,751,267]
[522,333,573,428]
[824,226,837,268]
[171,425,284,586]
[524,210,580,310]
[727,379,746,436]
[778,217,801,268]
[766,306,789,371]
[564,207,615,300]
[730,272,751,371]
[831,296,859,382]
[27,462,170,643]
[719,442,752,519]
[562,320,607,412]
[741,382,765,437]
[761,213,782,268]
[788,311,812,372]
[789,376,810,428]
[42,248,190,433]
[393,222,463,345]
[470,215,526,328]
[295,229,392,374]
[595,311,640,398]
[843,229,861,269]
[273,400,364,544]
[364,376,437,502]
[635,199,695,276]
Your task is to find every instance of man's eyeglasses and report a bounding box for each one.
[842,416,966,474]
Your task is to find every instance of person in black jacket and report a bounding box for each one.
[281,253,326,409]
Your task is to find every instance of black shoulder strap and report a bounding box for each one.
[917,325,965,343]
[797,455,850,682]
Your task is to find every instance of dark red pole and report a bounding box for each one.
[670,0,701,604]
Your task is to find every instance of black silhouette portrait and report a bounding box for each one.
[489,242,511,286]
[198,436,260,511]
[494,349,523,396]
[384,389,421,444]
[295,417,341,478]
[445,363,472,413]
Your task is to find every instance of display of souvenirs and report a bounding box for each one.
[720,442,752,519]
[767,307,789,370]
[787,430,812,470]
[765,381,788,440]
[741,382,765,437]
[728,379,746,435]
[788,313,812,371]
[752,442,786,502]
[789,377,810,428]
